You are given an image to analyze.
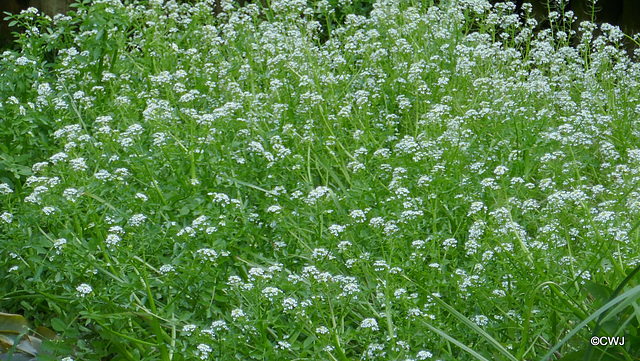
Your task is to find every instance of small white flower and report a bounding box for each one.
[182,324,197,335]
[337,241,352,251]
[492,289,506,297]
[628,149,640,163]
[205,226,217,234]
[480,177,499,190]
[128,213,147,227]
[197,344,212,360]
[94,169,112,182]
[113,168,130,179]
[0,183,13,195]
[311,248,335,260]
[211,192,230,205]
[282,297,298,311]
[416,350,433,360]
[1,212,13,223]
[153,132,167,146]
[159,264,175,274]
[197,248,218,262]
[63,188,80,202]
[53,238,67,254]
[210,320,228,331]
[467,201,486,216]
[69,158,88,171]
[327,224,346,237]
[32,162,49,173]
[123,123,144,136]
[472,315,489,326]
[105,234,121,248]
[277,340,291,351]
[42,206,56,215]
[394,288,407,298]
[493,165,509,176]
[443,238,457,250]
[360,318,379,331]
[316,326,329,335]
[262,287,282,301]
[231,308,245,321]
[76,283,93,297]
[109,226,124,234]
[347,161,365,173]
[349,209,367,222]
[49,152,68,164]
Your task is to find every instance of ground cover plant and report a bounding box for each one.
[1,0,640,359]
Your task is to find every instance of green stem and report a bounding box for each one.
[92,318,158,347]
[137,261,171,361]
[144,163,168,207]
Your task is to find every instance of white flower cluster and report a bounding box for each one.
[360,318,379,331]
[128,213,147,227]
[0,183,13,195]
[76,283,92,297]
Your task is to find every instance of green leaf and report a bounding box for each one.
[0,313,29,334]
[49,318,66,333]
[584,282,612,305]
[303,335,315,349]
[34,326,58,341]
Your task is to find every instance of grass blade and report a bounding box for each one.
[421,321,491,361]
[430,295,519,361]
[540,284,640,361]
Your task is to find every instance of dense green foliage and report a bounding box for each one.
[2,0,640,360]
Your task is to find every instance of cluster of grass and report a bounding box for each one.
[1,0,640,359]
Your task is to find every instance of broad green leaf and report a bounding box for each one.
[34,326,59,341]
[584,282,612,305]
[0,313,29,334]
[47,318,65,334]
